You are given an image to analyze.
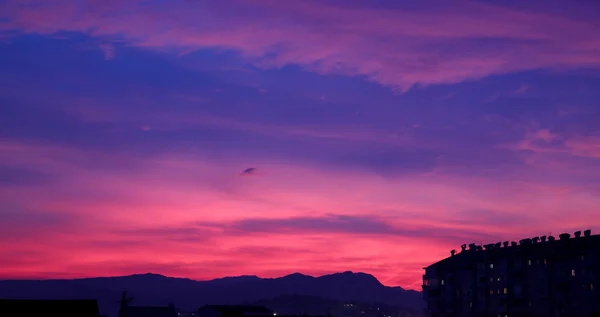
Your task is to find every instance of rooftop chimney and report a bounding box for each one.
[584,229,591,237]
[469,243,476,251]
[511,241,518,247]
[548,236,555,242]
[495,242,501,248]
[519,238,532,245]
[574,231,582,238]
[559,233,571,241]
[532,237,540,244]
[461,244,467,252]
[540,236,547,242]
[503,241,509,248]
[451,249,456,256]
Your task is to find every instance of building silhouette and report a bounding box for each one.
[422,229,599,317]
[197,305,274,317]
[0,299,100,317]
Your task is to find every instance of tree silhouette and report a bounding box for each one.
[118,290,135,317]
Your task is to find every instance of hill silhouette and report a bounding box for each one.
[0,271,423,316]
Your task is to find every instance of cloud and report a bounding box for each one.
[0,164,55,186]
[1,0,599,90]
[513,129,600,159]
[1,141,599,289]
[509,83,530,96]
[98,42,115,60]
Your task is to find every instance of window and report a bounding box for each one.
[490,290,493,295]
[543,258,547,264]
[490,263,494,269]
[490,277,494,282]
[528,260,532,265]
[582,255,585,261]
[497,289,500,294]
[441,279,445,285]
[504,288,508,294]
[469,302,473,308]
[572,269,576,277]
[591,284,594,291]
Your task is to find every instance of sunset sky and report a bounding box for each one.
[1,0,600,290]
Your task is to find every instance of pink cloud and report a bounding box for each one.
[98,42,116,60]
[1,140,599,289]
[1,0,599,90]
[512,128,600,160]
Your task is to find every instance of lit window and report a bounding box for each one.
[497,277,501,281]
[572,269,576,277]
[497,289,500,294]
[591,284,594,291]
[490,290,493,295]
[582,255,585,261]
[490,264,494,269]
[469,302,473,308]
[504,288,508,294]
[490,277,494,282]
[544,259,547,264]
[528,260,531,265]
[441,279,445,285]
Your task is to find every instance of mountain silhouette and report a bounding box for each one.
[0,271,423,316]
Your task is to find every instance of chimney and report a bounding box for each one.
[532,237,540,244]
[574,231,582,238]
[548,236,556,242]
[503,241,509,248]
[519,238,531,245]
[495,242,501,248]
[540,236,547,242]
[461,244,467,252]
[469,243,476,251]
[511,241,518,247]
[584,229,592,237]
[559,233,571,241]
[451,249,456,256]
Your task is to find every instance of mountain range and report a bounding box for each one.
[0,271,423,316]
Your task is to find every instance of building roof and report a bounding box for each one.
[0,299,99,317]
[201,305,273,314]
[123,306,178,317]
[424,230,600,271]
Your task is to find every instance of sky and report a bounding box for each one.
[0,0,600,290]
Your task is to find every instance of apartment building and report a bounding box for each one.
[422,229,599,317]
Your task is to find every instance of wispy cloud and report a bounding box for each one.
[98,42,115,60]
[1,0,599,90]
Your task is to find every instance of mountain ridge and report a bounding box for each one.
[0,271,423,317]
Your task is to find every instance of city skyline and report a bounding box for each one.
[1,0,600,290]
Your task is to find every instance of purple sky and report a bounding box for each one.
[1,0,600,289]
